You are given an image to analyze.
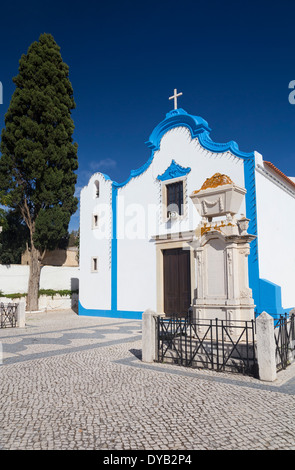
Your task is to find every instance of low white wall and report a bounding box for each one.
[0,294,78,312]
[38,293,78,311]
[0,265,79,295]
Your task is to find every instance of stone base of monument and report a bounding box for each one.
[189,173,256,329]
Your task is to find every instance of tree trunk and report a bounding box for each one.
[26,245,41,311]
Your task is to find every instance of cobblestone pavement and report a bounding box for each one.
[1,309,295,451]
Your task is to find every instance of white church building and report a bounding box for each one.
[79,92,295,320]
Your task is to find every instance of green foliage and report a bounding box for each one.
[34,206,70,251]
[0,292,27,300]
[0,210,30,264]
[0,33,78,253]
[0,190,12,226]
[0,289,78,299]
[38,288,78,298]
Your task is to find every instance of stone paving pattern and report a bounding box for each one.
[1,309,295,450]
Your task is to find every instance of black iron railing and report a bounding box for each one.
[157,315,258,377]
[274,313,295,371]
[0,303,18,328]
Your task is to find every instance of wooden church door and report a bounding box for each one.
[163,248,191,317]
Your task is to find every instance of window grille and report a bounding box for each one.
[166,181,183,217]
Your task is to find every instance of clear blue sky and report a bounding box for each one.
[0,0,295,231]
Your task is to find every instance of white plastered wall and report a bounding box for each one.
[79,173,112,310]
[116,167,158,312]
[0,265,79,294]
[116,126,246,313]
[255,167,295,308]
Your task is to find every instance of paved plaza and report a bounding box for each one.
[1,309,295,451]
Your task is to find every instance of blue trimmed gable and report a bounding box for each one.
[111,108,254,189]
[146,108,211,151]
[146,109,285,316]
[145,108,254,159]
[80,107,285,319]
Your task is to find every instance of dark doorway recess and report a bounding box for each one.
[163,248,191,317]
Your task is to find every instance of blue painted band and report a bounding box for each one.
[78,301,142,320]
[243,158,260,312]
[111,183,118,312]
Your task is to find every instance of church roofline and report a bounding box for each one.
[91,108,256,191]
[145,108,211,151]
[264,161,295,191]
[145,108,255,159]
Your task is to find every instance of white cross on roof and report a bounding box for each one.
[169,88,183,109]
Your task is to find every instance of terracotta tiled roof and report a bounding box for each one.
[264,161,295,190]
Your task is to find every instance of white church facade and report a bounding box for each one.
[79,97,295,320]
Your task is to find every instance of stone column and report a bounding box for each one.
[17,301,26,328]
[195,247,204,300]
[142,309,158,363]
[256,311,277,382]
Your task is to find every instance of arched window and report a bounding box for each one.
[91,257,98,272]
[94,180,100,198]
[92,213,99,228]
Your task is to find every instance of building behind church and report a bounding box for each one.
[79,105,295,320]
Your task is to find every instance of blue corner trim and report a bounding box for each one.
[157,159,191,181]
[78,301,143,320]
[111,183,118,312]
[243,157,260,312]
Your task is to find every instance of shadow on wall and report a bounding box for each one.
[71,277,79,314]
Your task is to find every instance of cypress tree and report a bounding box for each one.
[0,33,78,310]
[0,210,30,264]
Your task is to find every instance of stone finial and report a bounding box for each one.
[190,174,246,220]
[192,173,233,194]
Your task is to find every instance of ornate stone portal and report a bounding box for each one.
[189,173,256,323]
